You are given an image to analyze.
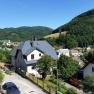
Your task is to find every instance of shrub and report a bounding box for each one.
[66,88,77,94]
[0,71,4,83]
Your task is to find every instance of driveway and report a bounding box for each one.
[4,73,47,94]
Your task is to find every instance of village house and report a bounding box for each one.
[3,40,12,47]
[10,40,58,76]
[80,63,94,78]
[2,40,19,47]
[56,49,70,58]
[70,49,80,57]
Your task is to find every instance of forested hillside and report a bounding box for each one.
[51,9,94,48]
[0,26,53,41]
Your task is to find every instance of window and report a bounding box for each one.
[31,54,34,59]
[56,52,59,55]
[92,67,94,72]
[39,53,41,56]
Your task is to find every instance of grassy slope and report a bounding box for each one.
[44,32,67,39]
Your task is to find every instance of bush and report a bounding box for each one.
[0,50,11,63]
[5,70,12,75]
[0,71,4,83]
[59,84,67,94]
[66,88,77,94]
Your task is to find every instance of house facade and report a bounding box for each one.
[70,49,79,57]
[57,49,70,58]
[27,50,44,61]
[82,63,94,78]
[10,40,58,76]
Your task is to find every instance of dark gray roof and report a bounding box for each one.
[24,47,36,55]
[17,42,24,49]
[11,40,58,65]
[32,41,58,59]
[24,59,37,65]
[21,40,31,54]
[10,48,17,56]
[10,42,24,56]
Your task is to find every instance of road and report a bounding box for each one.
[4,73,47,94]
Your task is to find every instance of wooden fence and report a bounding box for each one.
[27,74,57,94]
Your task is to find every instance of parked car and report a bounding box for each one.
[3,82,20,94]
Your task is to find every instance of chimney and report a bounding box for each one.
[30,42,33,47]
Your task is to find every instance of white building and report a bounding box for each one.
[57,49,70,58]
[3,40,12,46]
[70,49,79,57]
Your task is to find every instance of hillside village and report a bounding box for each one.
[0,38,94,94]
[0,9,94,94]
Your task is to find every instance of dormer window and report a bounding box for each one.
[31,54,34,59]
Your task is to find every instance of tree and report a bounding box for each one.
[46,37,57,46]
[66,88,77,94]
[0,71,4,90]
[37,55,56,79]
[0,50,11,63]
[58,55,80,79]
[84,50,94,64]
[65,36,78,49]
[83,76,94,94]
[0,71,4,83]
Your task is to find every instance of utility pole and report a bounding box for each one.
[56,60,58,94]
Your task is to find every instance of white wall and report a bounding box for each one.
[27,66,33,73]
[27,66,42,78]
[27,50,44,61]
[57,49,70,58]
[83,63,94,78]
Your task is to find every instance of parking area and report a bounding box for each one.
[4,73,47,94]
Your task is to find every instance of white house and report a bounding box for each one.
[87,47,91,52]
[57,49,70,58]
[82,63,94,78]
[26,49,44,61]
[27,66,42,78]
[3,40,12,46]
[10,40,58,76]
[70,49,79,57]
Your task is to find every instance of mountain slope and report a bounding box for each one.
[52,9,94,48]
[53,9,94,33]
[0,26,53,41]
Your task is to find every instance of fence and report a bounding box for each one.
[27,74,57,94]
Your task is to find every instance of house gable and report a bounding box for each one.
[27,49,44,61]
[83,63,94,78]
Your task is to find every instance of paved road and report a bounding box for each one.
[4,73,47,94]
